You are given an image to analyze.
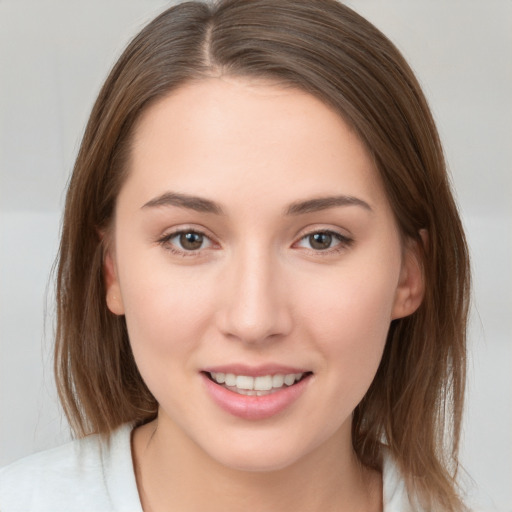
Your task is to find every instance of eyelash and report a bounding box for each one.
[294,230,354,255]
[157,228,354,257]
[157,228,214,257]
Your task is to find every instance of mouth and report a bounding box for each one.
[203,371,313,396]
[201,368,313,420]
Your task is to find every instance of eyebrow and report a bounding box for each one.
[284,195,372,215]
[142,192,224,214]
[141,191,372,216]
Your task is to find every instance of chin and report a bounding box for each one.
[213,448,304,473]
[199,429,328,474]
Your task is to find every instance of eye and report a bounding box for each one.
[295,230,352,252]
[159,229,213,253]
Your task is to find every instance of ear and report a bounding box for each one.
[391,231,427,320]
[103,239,125,316]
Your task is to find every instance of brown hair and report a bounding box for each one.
[55,1,470,510]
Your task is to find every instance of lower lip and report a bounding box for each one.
[202,373,311,421]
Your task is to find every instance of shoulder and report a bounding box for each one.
[382,450,417,512]
[0,423,141,512]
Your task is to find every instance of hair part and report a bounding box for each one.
[55,1,470,510]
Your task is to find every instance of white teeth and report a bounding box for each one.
[283,374,296,386]
[214,372,225,384]
[210,371,305,393]
[225,373,236,386]
[254,375,273,391]
[272,374,285,388]
[236,375,254,390]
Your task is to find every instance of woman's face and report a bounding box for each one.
[105,78,423,471]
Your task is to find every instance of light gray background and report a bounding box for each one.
[0,1,510,510]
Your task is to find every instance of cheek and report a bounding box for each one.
[117,254,217,369]
[118,270,219,421]
[297,259,400,379]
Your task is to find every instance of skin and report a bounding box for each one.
[104,77,424,512]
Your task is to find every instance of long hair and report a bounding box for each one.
[55,1,470,510]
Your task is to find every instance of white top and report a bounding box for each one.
[0,423,414,511]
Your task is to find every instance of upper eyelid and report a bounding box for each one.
[300,228,350,237]
[295,231,352,246]
[294,225,353,241]
[159,225,215,241]
[157,229,217,256]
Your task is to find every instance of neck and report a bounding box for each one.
[132,416,382,512]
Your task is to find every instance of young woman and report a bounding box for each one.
[0,1,470,510]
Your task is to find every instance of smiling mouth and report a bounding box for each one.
[204,371,312,396]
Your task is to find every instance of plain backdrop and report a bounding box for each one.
[0,1,511,510]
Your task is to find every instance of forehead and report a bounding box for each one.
[124,77,388,213]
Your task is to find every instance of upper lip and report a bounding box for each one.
[202,364,310,377]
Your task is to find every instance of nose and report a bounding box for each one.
[216,245,293,345]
